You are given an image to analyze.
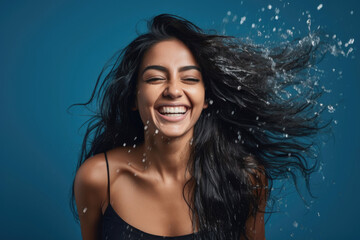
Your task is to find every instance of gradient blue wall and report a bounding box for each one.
[0,0,359,239]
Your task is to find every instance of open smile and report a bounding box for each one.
[155,105,190,122]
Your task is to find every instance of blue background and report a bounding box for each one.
[0,0,359,239]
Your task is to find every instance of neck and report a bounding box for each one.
[141,130,194,184]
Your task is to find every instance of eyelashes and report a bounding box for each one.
[145,78,164,83]
[183,78,200,82]
[145,78,200,83]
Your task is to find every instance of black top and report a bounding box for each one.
[101,152,196,240]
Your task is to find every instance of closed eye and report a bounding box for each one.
[145,78,165,83]
[183,78,200,82]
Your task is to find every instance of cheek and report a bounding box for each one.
[136,88,158,120]
[187,86,206,106]
[136,88,155,106]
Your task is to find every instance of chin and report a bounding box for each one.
[158,128,193,139]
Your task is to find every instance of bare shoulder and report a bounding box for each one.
[74,153,108,240]
[243,155,268,186]
[74,153,107,211]
[74,153,108,200]
[74,148,132,203]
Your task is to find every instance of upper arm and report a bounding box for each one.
[74,154,107,240]
[243,166,268,240]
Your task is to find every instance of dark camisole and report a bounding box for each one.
[101,152,197,240]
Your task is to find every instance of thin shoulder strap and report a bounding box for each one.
[104,152,110,204]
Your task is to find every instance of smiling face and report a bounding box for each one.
[136,39,207,139]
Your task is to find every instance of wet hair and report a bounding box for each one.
[69,14,331,239]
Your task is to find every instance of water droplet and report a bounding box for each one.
[116,169,120,173]
[231,111,235,115]
[317,4,323,11]
[133,144,136,148]
[227,11,231,16]
[209,99,214,105]
[288,153,292,157]
[134,173,137,177]
[83,207,88,214]
[144,125,148,130]
[128,162,131,165]
[350,10,354,15]
[334,120,338,124]
[317,212,321,217]
[123,143,126,147]
[275,15,279,20]
[267,4,272,10]
[155,129,159,134]
[237,85,242,90]
[256,116,259,120]
[142,158,146,163]
[240,16,246,25]
[327,105,335,113]
[293,221,298,228]
[251,23,256,28]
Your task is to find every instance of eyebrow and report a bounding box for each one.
[141,65,201,76]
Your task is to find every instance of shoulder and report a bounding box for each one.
[74,153,108,208]
[243,155,267,183]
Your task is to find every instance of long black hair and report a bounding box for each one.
[70,14,331,239]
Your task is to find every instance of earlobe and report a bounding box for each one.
[203,102,208,109]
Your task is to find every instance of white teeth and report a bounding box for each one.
[159,106,187,114]
[164,113,184,117]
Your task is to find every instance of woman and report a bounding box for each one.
[70,14,328,240]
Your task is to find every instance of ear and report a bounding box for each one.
[203,101,208,109]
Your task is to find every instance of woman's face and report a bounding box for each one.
[136,39,207,139]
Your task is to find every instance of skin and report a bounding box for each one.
[74,39,266,240]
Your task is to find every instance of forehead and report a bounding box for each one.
[140,39,198,68]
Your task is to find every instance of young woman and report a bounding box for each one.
[70,14,328,240]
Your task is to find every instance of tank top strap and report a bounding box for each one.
[104,152,110,204]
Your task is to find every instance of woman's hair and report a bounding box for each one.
[70,14,331,239]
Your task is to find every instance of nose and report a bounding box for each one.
[163,80,183,99]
